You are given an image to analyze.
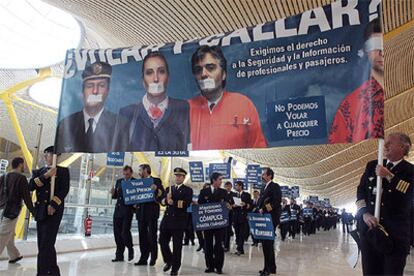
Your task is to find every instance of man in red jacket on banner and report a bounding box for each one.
[329,18,384,144]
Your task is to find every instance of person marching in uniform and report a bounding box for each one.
[356,133,414,276]
[232,180,252,255]
[198,172,229,274]
[223,181,236,252]
[289,199,300,239]
[159,168,193,276]
[29,146,70,276]
[279,198,291,241]
[111,165,135,262]
[257,168,281,276]
[134,164,165,266]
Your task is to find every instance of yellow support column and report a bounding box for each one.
[0,68,52,239]
[2,96,33,171]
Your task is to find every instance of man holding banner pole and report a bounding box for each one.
[134,164,165,266]
[257,167,281,276]
[29,146,69,276]
[159,168,193,276]
[356,133,413,276]
[198,172,229,274]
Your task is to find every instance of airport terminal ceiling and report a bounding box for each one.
[1,0,414,206]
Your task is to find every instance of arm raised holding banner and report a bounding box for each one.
[356,133,414,275]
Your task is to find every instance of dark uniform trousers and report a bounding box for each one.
[113,178,134,260]
[280,206,291,241]
[356,159,414,276]
[233,191,252,252]
[198,187,229,271]
[136,177,164,263]
[224,191,236,250]
[183,212,195,244]
[159,185,193,272]
[257,182,281,274]
[29,166,70,276]
[289,205,300,238]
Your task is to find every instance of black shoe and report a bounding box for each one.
[134,260,147,266]
[170,271,178,276]
[216,269,223,274]
[112,258,124,262]
[9,256,23,264]
[163,263,172,272]
[205,268,214,273]
[128,248,134,261]
[196,246,203,252]
[149,259,156,266]
[259,271,270,276]
[223,248,229,252]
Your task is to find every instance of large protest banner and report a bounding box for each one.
[55,0,383,153]
[192,202,229,231]
[121,178,154,205]
[248,213,275,240]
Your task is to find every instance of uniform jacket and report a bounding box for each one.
[198,187,228,204]
[135,177,165,220]
[29,166,70,222]
[257,181,282,227]
[113,177,135,218]
[119,98,190,151]
[55,109,128,153]
[160,184,193,230]
[232,191,252,225]
[356,159,414,254]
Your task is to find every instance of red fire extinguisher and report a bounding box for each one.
[84,215,92,237]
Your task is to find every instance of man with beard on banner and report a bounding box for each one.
[134,164,165,266]
[29,146,69,276]
[120,51,190,151]
[189,45,267,150]
[159,167,193,276]
[198,172,229,274]
[356,133,414,276]
[232,180,252,255]
[329,18,384,144]
[56,62,128,153]
[110,165,135,262]
[257,167,281,276]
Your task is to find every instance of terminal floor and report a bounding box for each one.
[1,227,413,275]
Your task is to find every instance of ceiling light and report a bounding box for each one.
[0,0,82,69]
[29,77,62,109]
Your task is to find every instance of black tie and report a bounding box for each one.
[86,118,94,147]
[209,103,215,111]
[386,162,394,170]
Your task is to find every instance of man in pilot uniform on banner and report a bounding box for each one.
[356,133,414,276]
